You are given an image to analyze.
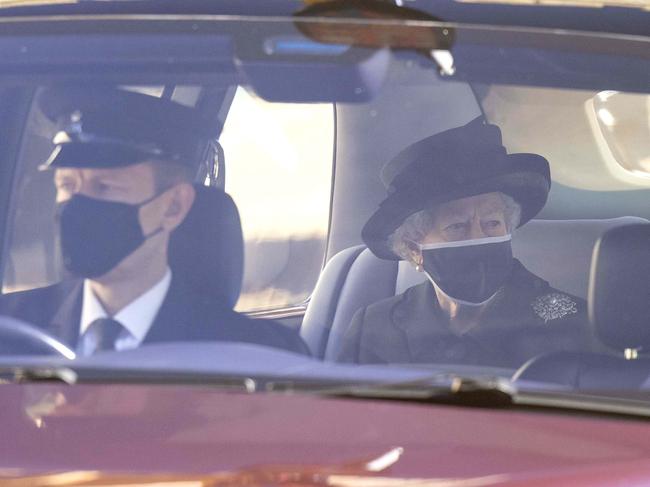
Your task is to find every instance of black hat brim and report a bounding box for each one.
[39,142,165,170]
[362,153,551,260]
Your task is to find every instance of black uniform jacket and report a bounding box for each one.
[0,277,309,355]
[336,260,601,368]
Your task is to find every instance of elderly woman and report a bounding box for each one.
[337,118,600,367]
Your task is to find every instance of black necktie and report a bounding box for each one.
[87,318,124,352]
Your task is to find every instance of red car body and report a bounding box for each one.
[2,383,650,486]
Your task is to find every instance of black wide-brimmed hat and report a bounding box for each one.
[38,87,212,170]
[362,117,551,260]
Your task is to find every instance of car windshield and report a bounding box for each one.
[0,10,649,397]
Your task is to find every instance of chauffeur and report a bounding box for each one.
[0,87,308,356]
[337,118,601,367]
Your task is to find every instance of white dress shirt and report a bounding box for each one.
[78,268,172,356]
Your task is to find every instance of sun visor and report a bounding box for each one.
[235,37,390,103]
[449,31,650,94]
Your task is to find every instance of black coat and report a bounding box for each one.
[336,260,603,368]
[0,277,309,355]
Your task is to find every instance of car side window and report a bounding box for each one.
[220,87,334,312]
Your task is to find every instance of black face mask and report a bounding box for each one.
[420,235,513,304]
[57,193,163,279]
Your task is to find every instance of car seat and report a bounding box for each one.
[514,223,650,389]
[168,184,244,309]
[300,217,649,359]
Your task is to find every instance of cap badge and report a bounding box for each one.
[67,110,84,137]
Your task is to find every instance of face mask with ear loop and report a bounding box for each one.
[57,191,167,279]
[416,234,514,304]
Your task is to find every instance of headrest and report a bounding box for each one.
[589,223,650,352]
[168,185,243,308]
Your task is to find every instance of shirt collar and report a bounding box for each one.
[80,268,172,344]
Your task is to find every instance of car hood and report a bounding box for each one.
[2,383,650,486]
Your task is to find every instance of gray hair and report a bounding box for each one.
[388,192,522,262]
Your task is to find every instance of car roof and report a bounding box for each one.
[1,0,649,37]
